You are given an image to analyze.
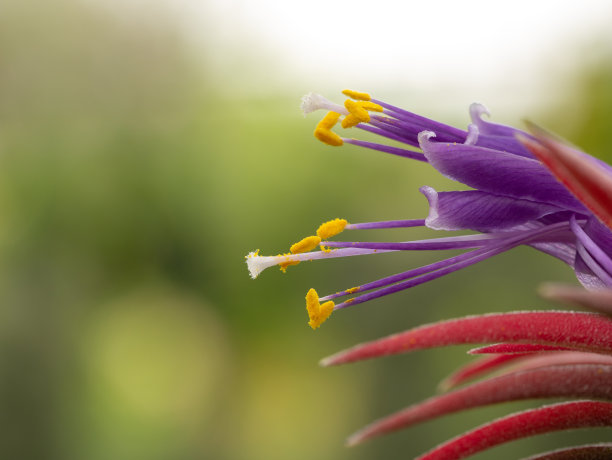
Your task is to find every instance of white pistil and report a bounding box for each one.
[301,92,347,116]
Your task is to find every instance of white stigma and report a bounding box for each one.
[300,92,347,116]
[245,251,279,279]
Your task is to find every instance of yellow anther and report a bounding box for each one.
[278,253,300,273]
[290,235,321,254]
[306,288,334,330]
[358,101,383,112]
[341,114,361,129]
[344,99,370,123]
[342,89,371,101]
[314,111,343,146]
[317,218,348,240]
[317,111,341,130]
[314,127,343,146]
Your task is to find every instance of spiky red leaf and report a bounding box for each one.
[469,343,571,354]
[540,283,612,316]
[438,354,528,391]
[441,351,612,390]
[348,364,612,445]
[321,311,612,366]
[415,401,612,460]
[521,443,612,459]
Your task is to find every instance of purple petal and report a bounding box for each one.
[418,132,587,212]
[420,186,562,232]
[519,126,612,230]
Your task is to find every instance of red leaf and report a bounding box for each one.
[441,351,612,390]
[521,443,612,460]
[415,401,612,460]
[348,364,612,446]
[321,311,612,366]
[540,283,612,316]
[438,354,528,391]
[469,343,571,354]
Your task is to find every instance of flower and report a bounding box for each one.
[245,90,612,458]
[246,90,612,328]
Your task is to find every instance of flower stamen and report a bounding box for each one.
[306,288,334,330]
[342,89,371,101]
[316,218,348,239]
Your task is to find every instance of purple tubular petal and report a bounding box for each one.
[571,216,612,278]
[474,133,535,158]
[371,115,462,145]
[356,123,416,145]
[521,443,612,460]
[583,217,612,265]
[343,139,427,161]
[371,99,467,141]
[345,219,425,230]
[320,311,612,366]
[420,186,562,232]
[415,401,612,460]
[348,364,612,446]
[576,242,612,287]
[469,103,530,140]
[419,132,587,212]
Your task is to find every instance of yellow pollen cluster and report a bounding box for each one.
[314,111,343,146]
[341,101,383,128]
[317,218,348,240]
[312,91,383,145]
[346,286,361,294]
[342,89,371,101]
[290,235,321,254]
[306,288,334,330]
[278,253,300,273]
[344,99,370,123]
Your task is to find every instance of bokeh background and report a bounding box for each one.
[1,0,612,459]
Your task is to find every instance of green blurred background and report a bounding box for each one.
[1,1,611,459]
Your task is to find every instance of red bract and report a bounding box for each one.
[521,443,612,459]
[468,343,572,354]
[540,282,612,316]
[441,351,612,390]
[321,311,612,366]
[416,401,612,460]
[347,364,612,446]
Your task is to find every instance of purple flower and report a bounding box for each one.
[246,90,612,328]
[245,90,612,458]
